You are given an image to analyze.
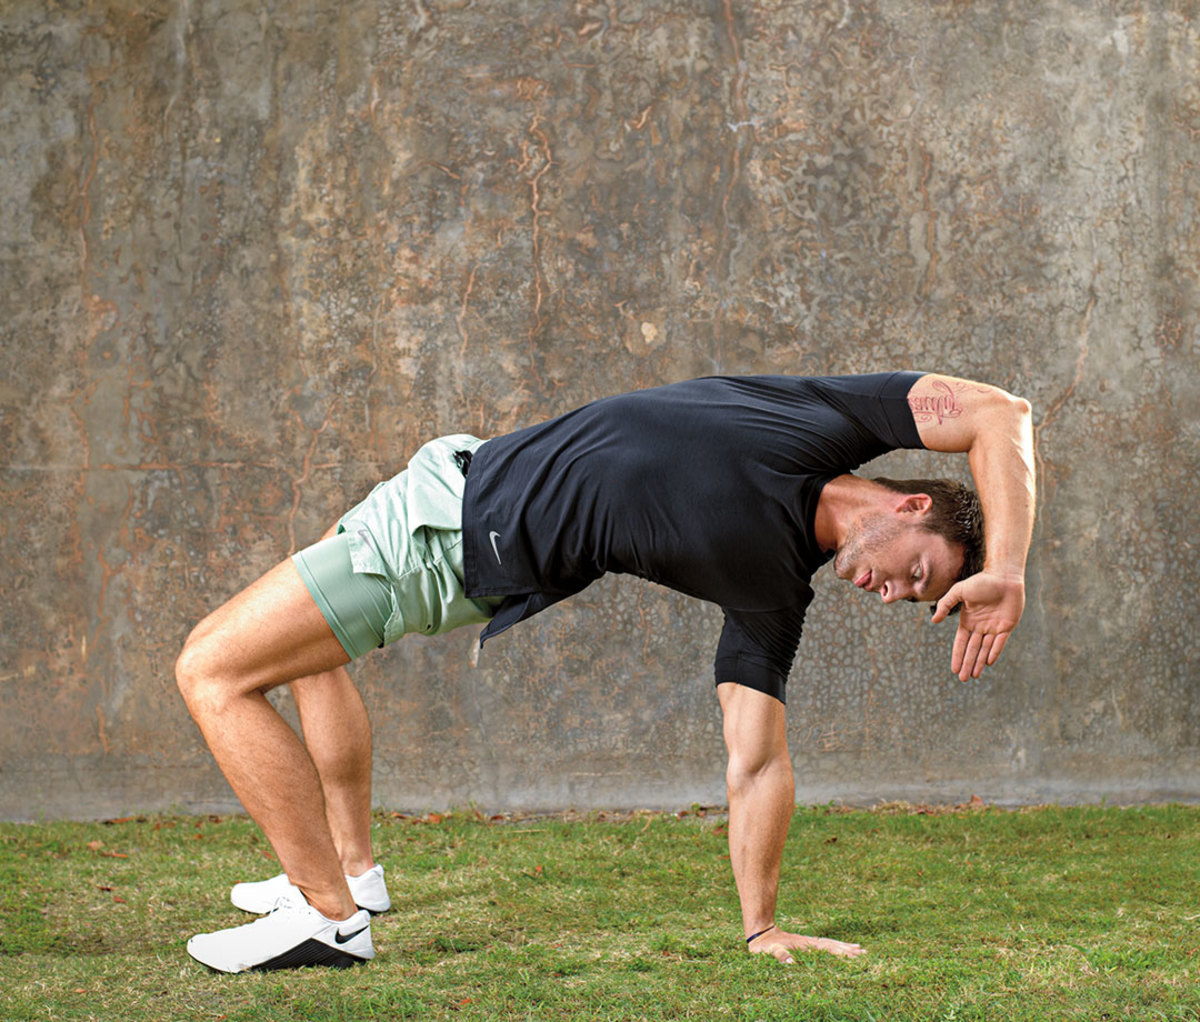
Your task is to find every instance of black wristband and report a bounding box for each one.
[746,925,776,944]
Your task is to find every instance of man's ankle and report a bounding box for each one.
[299,886,358,922]
[339,857,376,878]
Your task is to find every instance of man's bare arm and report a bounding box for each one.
[907,374,1036,680]
[718,683,865,963]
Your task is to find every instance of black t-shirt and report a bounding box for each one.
[461,371,926,702]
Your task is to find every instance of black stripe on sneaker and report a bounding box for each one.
[252,938,369,972]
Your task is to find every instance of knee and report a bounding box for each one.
[175,624,223,718]
[725,747,794,800]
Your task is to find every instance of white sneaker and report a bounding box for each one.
[187,898,375,973]
[231,864,391,915]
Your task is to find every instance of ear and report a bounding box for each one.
[893,492,933,515]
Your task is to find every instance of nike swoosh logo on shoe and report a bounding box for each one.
[335,924,369,945]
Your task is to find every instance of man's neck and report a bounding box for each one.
[813,474,883,552]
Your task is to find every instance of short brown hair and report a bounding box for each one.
[871,477,985,593]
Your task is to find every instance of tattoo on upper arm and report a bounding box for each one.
[908,379,964,425]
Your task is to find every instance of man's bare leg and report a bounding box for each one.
[292,667,375,877]
[288,521,377,878]
[176,558,358,921]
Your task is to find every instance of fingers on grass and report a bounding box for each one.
[827,939,866,959]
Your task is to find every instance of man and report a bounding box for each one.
[177,370,1035,972]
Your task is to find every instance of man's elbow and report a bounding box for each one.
[978,386,1033,442]
[1009,393,1035,451]
[983,383,1032,420]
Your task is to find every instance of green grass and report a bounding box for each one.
[3,804,1200,1020]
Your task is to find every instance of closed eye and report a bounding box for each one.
[910,563,928,601]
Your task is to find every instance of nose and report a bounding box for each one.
[879,581,906,604]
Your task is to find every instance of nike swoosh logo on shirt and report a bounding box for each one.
[335,924,369,945]
[488,531,503,566]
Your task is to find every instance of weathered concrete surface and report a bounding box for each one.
[1,1,1197,819]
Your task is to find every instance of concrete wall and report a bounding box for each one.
[2,0,1197,820]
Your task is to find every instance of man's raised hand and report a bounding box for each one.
[931,571,1026,681]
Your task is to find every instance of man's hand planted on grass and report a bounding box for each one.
[746,927,866,964]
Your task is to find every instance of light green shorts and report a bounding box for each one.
[292,434,502,660]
